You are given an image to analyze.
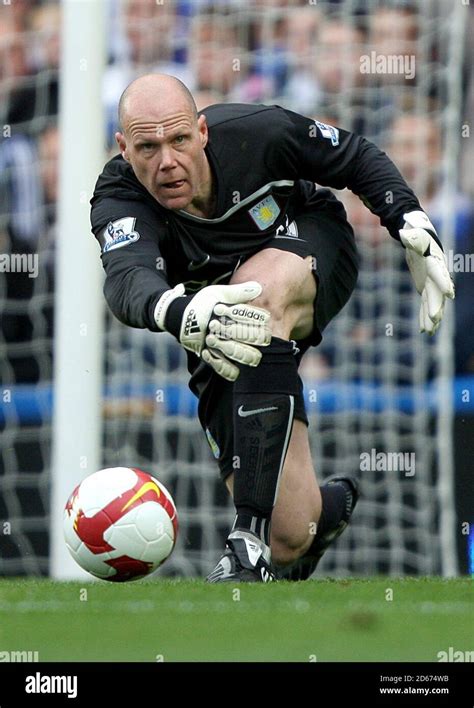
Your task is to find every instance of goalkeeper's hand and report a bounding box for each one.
[399,211,455,335]
[154,281,271,381]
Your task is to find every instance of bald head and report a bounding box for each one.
[118,74,198,134]
[114,73,211,215]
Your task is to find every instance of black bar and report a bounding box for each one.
[0,662,471,705]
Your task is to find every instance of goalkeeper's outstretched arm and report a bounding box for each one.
[275,108,455,333]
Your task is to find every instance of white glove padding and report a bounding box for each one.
[399,211,455,335]
[201,347,240,382]
[155,281,271,381]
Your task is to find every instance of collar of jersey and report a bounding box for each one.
[176,179,294,224]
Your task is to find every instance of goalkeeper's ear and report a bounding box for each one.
[115,131,130,162]
[197,114,209,149]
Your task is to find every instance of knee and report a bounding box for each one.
[248,289,287,328]
[229,250,316,339]
[230,263,289,322]
[229,276,292,339]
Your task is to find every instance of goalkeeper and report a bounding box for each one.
[90,74,454,583]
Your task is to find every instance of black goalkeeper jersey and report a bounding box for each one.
[90,103,422,335]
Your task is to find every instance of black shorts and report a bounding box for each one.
[191,187,359,481]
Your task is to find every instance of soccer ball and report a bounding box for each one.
[63,467,178,582]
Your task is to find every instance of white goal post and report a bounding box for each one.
[50,0,106,579]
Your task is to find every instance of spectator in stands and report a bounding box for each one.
[0,10,28,79]
[2,2,59,132]
[124,0,178,68]
[0,120,58,384]
[29,2,61,74]
[3,2,59,132]
[313,18,367,133]
[458,5,474,198]
[364,3,438,139]
[104,0,189,146]
[193,89,224,112]
[281,5,323,114]
[369,4,418,71]
[0,130,41,383]
[37,123,59,275]
[188,9,247,97]
[0,7,29,128]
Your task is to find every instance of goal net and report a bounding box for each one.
[0,0,467,578]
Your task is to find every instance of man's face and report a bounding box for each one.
[116,108,209,212]
[125,0,175,64]
[370,9,418,58]
[388,116,441,190]
[316,23,364,92]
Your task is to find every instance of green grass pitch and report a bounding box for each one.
[0,577,471,662]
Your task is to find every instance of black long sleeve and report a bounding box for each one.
[90,197,171,331]
[278,108,422,240]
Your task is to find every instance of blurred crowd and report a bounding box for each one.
[1,0,473,386]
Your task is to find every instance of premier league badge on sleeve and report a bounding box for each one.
[314,120,340,147]
[102,217,140,253]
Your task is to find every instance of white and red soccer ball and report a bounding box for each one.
[63,467,178,582]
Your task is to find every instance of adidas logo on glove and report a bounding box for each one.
[231,307,266,321]
[183,309,200,336]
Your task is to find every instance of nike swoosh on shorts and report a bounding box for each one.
[237,405,278,417]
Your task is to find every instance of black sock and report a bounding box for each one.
[233,337,301,546]
[313,481,348,540]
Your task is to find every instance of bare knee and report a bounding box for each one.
[229,249,316,340]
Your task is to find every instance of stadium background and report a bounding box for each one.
[0,0,473,582]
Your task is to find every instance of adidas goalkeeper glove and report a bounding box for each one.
[399,211,455,335]
[154,281,271,381]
